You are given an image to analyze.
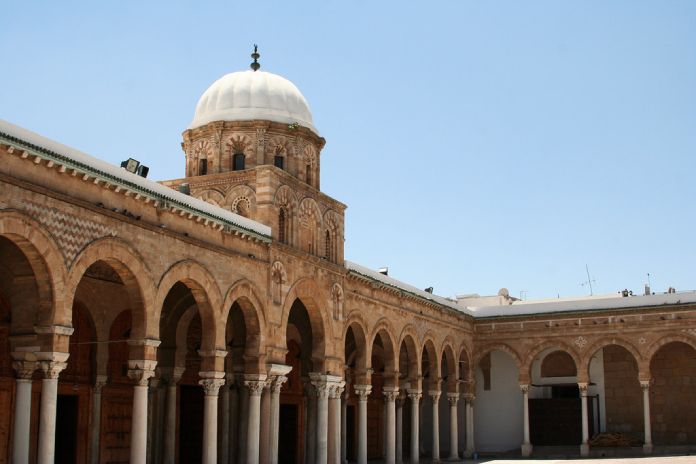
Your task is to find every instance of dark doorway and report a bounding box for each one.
[279,404,299,464]
[179,385,204,464]
[55,394,78,463]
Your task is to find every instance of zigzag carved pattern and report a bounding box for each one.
[21,202,113,264]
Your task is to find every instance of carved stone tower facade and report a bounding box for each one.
[163,64,346,264]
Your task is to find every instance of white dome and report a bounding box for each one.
[189,70,318,134]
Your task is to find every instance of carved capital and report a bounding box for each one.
[94,375,108,393]
[127,359,157,386]
[329,383,345,399]
[12,360,37,380]
[383,387,399,402]
[520,384,530,395]
[271,375,288,394]
[40,360,67,380]
[640,380,652,390]
[463,393,475,405]
[429,390,441,402]
[200,378,226,396]
[354,384,372,401]
[577,382,589,396]
[313,382,332,399]
[245,379,267,397]
[447,393,460,406]
[407,389,422,402]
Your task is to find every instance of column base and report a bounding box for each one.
[643,443,653,454]
[580,443,590,457]
[463,448,474,458]
[521,443,533,457]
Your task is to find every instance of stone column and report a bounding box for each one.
[354,385,372,464]
[304,382,316,464]
[447,393,459,460]
[329,384,345,464]
[520,385,532,457]
[341,389,348,464]
[463,395,475,458]
[269,375,289,464]
[259,383,271,464]
[429,390,441,462]
[641,380,653,454]
[383,387,398,464]
[310,375,331,464]
[238,379,250,464]
[229,382,239,464]
[245,377,267,464]
[395,396,404,464]
[578,382,589,457]
[37,360,67,464]
[128,360,157,464]
[407,390,421,464]
[11,361,36,464]
[163,368,184,464]
[200,374,225,464]
[90,376,108,464]
[219,383,230,464]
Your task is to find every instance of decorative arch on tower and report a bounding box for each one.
[226,184,256,218]
[298,198,322,255]
[274,185,297,245]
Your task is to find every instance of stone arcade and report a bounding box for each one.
[1,55,695,464]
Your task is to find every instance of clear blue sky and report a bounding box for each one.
[2,1,695,301]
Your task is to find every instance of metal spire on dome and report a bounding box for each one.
[250,45,260,71]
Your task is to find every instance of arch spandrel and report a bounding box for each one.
[68,237,156,342]
[155,259,224,353]
[0,211,67,329]
[522,340,582,382]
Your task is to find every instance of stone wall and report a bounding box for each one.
[602,345,643,437]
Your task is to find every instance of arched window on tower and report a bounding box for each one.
[278,207,287,244]
[325,230,332,261]
[305,163,312,186]
[199,158,208,175]
[233,153,245,171]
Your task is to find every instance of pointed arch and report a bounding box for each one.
[580,337,644,380]
[344,311,369,373]
[368,318,398,384]
[441,338,458,390]
[68,237,155,341]
[155,259,223,352]
[0,210,66,327]
[397,325,421,384]
[522,340,581,382]
[221,278,267,359]
[421,336,440,382]
[280,278,331,370]
[474,342,523,372]
[646,334,696,364]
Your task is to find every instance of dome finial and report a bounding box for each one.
[250,44,260,72]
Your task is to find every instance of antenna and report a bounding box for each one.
[580,264,596,296]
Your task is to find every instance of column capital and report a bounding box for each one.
[463,393,475,404]
[127,359,157,386]
[520,383,530,394]
[94,374,108,393]
[199,377,226,396]
[407,389,422,401]
[12,360,37,379]
[329,382,346,399]
[640,379,652,390]
[39,360,67,379]
[382,387,399,402]
[244,374,268,397]
[428,390,441,401]
[447,392,459,405]
[354,384,372,400]
[271,375,289,394]
[577,382,589,395]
